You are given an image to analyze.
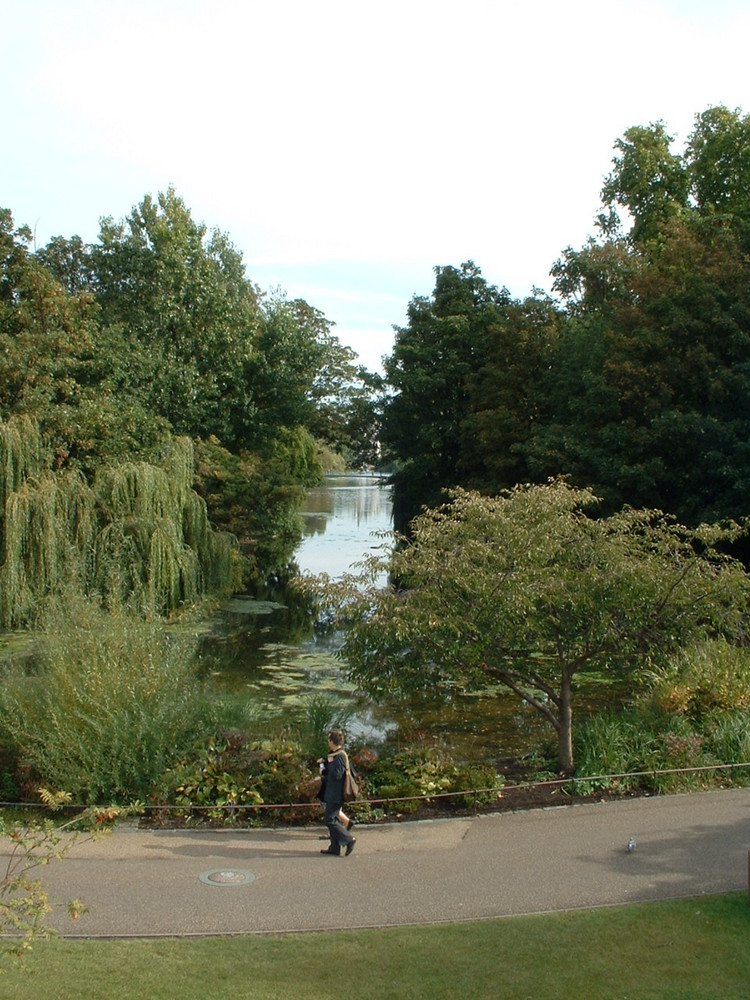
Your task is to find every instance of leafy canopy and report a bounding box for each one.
[305,481,750,772]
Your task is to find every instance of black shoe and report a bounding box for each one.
[344,838,356,857]
[320,848,341,856]
[347,819,355,831]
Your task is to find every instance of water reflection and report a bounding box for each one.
[296,474,393,578]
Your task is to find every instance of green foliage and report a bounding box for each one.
[192,435,311,585]
[382,262,516,529]
[162,732,315,824]
[364,745,500,814]
[600,120,689,243]
[154,719,499,826]
[528,107,750,527]
[271,425,323,490]
[307,480,750,774]
[642,639,750,720]
[570,638,750,794]
[91,188,263,448]
[0,422,242,627]
[381,106,750,532]
[599,106,750,246]
[0,414,45,517]
[1,801,134,969]
[703,710,750,765]
[0,595,214,802]
[93,437,243,612]
[686,105,750,231]
[573,711,678,792]
[3,190,381,604]
[574,698,750,796]
[536,211,750,524]
[290,693,355,760]
[0,209,172,474]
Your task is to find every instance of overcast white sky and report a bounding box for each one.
[3,0,750,371]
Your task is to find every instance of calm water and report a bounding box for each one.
[296,474,393,578]
[204,474,550,762]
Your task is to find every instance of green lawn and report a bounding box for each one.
[4,893,750,999]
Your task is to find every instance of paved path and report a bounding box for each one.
[5,787,750,938]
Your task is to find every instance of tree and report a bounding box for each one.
[249,295,378,463]
[686,105,750,233]
[0,417,241,627]
[599,121,688,244]
[528,107,750,527]
[0,209,173,473]
[192,430,320,582]
[382,262,512,529]
[304,481,750,773]
[459,292,561,494]
[1,798,133,968]
[91,188,263,449]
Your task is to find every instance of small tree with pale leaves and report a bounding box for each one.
[300,481,750,774]
[1,791,134,970]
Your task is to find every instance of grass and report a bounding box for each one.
[4,893,750,999]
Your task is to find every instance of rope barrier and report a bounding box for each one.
[2,760,749,820]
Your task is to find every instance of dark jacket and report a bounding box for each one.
[321,750,347,806]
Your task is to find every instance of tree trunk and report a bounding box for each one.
[557,669,574,775]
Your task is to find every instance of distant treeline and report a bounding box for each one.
[3,104,750,624]
[381,105,750,538]
[0,188,380,625]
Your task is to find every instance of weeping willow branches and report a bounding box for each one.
[0,417,242,626]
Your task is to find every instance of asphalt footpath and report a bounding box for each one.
[5,787,750,938]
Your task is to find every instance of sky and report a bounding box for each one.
[3,0,750,373]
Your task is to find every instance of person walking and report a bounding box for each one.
[318,729,356,858]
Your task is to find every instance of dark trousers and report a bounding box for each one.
[324,801,353,853]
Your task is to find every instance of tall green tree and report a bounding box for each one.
[686,105,750,234]
[306,482,749,773]
[527,106,750,526]
[0,210,170,472]
[599,121,688,244]
[382,262,512,529]
[382,262,563,529]
[91,187,262,449]
[249,295,378,462]
[460,292,560,494]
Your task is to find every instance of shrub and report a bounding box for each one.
[643,639,750,720]
[572,707,747,794]
[161,732,316,824]
[0,593,213,802]
[703,710,750,774]
[365,745,501,814]
[573,712,657,792]
[289,693,355,761]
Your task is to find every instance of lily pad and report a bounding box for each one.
[222,597,286,615]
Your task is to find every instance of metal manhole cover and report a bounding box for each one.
[199,869,256,887]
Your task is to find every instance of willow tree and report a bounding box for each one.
[1,418,241,627]
[92,438,242,614]
[304,481,750,774]
[0,415,57,625]
[0,415,44,526]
